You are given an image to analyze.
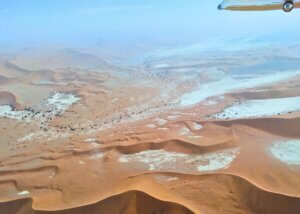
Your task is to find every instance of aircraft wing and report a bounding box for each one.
[218,0,300,12]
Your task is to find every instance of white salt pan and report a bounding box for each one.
[17,191,29,196]
[119,148,239,172]
[270,140,300,165]
[46,92,80,111]
[0,105,33,121]
[0,92,80,122]
[214,96,300,119]
[179,71,300,107]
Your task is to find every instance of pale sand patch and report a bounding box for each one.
[167,115,180,120]
[49,172,56,179]
[166,177,178,181]
[146,124,157,128]
[18,130,72,143]
[178,127,191,136]
[192,122,203,130]
[154,175,178,182]
[84,138,98,143]
[188,135,202,139]
[89,151,106,159]
[79,160,86,165]
[153,118,167,126]
[204,100,219,106]
[158,127,169,131]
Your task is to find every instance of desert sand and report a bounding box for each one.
[0,44,300,214]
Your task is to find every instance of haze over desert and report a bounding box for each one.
[0,35,300,213]
[1,0,300,213]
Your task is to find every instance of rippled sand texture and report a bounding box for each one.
[1,43,300,214]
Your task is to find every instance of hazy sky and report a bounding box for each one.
[1,0,300,47]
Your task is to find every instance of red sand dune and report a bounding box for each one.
[0,91,17,106]
[1,50,300,214]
